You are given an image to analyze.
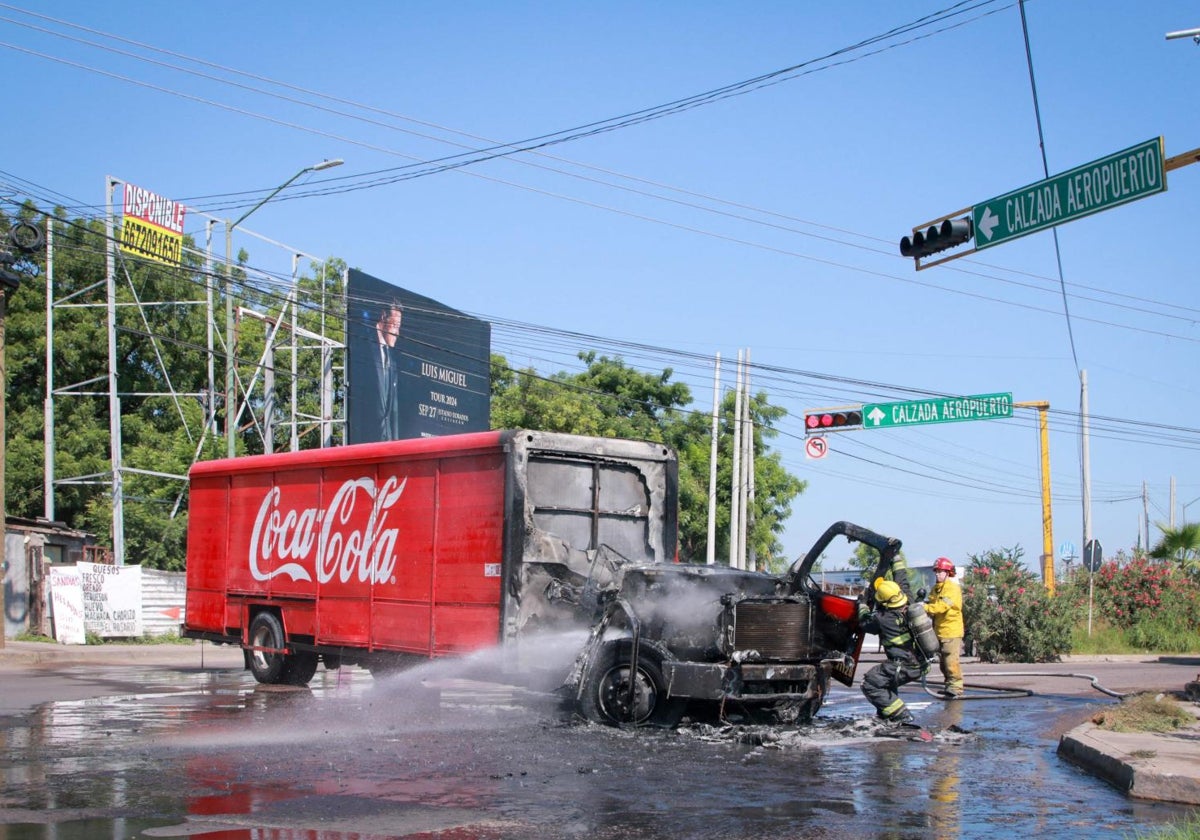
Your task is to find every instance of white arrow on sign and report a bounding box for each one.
[978,206,999,241]
[866,406,886,427]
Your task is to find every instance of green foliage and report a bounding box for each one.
[960,545,1074,662]
[490,351,805,569]
[1131,812,1200,840]
[848,542,909,582]
[5,198,805,575]
[15,631,55,643]
[1058,555,1200,653]
[1148,521,1200,576]
[1069,620,1138,655]
[2,203,346,570]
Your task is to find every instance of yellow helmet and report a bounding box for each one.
[873,577,908,609]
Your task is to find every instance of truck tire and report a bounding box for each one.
[247,612,289,684]
[283,651,319,686]
[578,640,685,728]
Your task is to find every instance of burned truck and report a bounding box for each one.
[183,429,897,726]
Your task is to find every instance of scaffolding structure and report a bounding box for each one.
[43,176,345,565]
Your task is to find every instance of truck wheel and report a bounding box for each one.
[247,613,288,684]
[283,651,319,686]
[578,640,685,728]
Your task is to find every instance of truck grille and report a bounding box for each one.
[733,600,813,660]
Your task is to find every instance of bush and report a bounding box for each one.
[1058,553,1200,653]
[961,545,1074,662]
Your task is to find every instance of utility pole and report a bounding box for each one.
[1142,481,1150,554]
[729,350,743,569]
[1080,370,1091,574]
[706,353,720,565]
[1,220,45,648]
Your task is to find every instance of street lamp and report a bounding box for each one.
[1183,495,1200,523]
[225,158,343,457]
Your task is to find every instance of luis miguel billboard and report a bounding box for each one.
[345,269,491,443]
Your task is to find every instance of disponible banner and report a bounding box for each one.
[345,269,491,443]
[120,181,186,265]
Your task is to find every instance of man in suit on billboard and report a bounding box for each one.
[348,298,403,443]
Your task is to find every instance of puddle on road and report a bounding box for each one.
[1,654,1194,840]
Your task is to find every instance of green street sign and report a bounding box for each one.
[863,393,1013,430]
[972,138,1165,251]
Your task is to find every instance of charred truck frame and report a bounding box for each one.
[183,430,901,727]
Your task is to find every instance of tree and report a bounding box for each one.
[3,203,343,569]
[490,352,805,569]
[847,542,909,582]
[1148,521,1200,576]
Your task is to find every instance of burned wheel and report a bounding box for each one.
[247,612,289,684]
[579,640,685,728]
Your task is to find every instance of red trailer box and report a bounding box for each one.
[184,429,907,727]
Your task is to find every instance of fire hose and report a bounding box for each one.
[918,671,1127,700]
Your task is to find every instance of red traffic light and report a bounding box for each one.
[804,409,863,434]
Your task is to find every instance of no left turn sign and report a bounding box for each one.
[805,436,828,460]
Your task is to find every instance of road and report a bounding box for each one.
[0,642,1197,839]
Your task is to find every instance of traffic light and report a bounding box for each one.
[804,408,863,434]
[899,217,973,259]
[0,222,44,292]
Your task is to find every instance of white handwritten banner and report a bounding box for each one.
[48,566,86,645]
[79,562,143,637]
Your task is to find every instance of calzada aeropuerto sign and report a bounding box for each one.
[972,137,1165,250]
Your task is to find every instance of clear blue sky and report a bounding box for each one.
[2,1,1198,571]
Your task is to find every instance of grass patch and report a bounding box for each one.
[14,631,55,643]
[1070,621,1139,655]
[1130,813,1200,839]
[1092,692,1195,733]
[12,630,192,646]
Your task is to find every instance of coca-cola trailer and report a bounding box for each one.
[183,429,897,726]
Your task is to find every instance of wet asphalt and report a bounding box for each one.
[0,642,1197,839]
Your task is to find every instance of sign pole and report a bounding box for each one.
[1015,401,1054,595]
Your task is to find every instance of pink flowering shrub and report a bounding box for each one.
[961,545,1074,662]
[1058,552,1200,652]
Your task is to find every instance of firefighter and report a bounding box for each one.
[857,576,925,725]
[924,556,964,698]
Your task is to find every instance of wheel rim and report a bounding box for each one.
[251,623,276,673]
[596,664,658,724]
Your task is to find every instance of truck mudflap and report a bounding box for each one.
[662,660,829,704]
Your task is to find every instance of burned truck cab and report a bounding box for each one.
[567,521,904,727]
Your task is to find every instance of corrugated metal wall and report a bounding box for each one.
[140,569,186,637]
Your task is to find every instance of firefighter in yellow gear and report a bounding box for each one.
[924,557,964,698]
[857,577,924,725]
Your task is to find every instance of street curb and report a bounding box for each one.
[1057,706,1200,806]
[0,640,245,670]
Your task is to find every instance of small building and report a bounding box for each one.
[3,516,104,639]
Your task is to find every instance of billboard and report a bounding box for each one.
[345,269,491,443]
[120,182,186,265]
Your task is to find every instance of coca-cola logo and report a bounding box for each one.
[249,476,407,585]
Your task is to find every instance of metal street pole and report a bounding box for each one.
[225,158,343,458]
[1182,496,1200,524]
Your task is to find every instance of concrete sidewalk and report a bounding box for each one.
[1057,696,1200,806]
[3,640,1199,805]
[0,638,245,669]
